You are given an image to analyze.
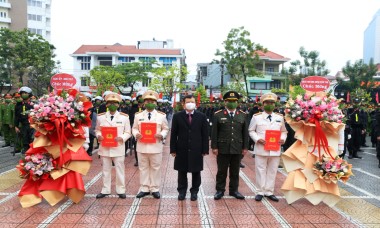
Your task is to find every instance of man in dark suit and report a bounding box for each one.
[170,95,209,201]
[211,91,249,200]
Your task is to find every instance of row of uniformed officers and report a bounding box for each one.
[94,90,286,202]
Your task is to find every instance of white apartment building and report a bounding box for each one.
[0,0,51,41]
[71,39,186,94]
[364,9,380,64]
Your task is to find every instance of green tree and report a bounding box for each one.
[339,59,377,91]
[0,28,56,94]
[289,85,306,99]
[149,65,188,98]
[194,85,208,102]
[89,65,124,94]
[284,46,330,85]
[114,62,150,96]
[215,26,266,96]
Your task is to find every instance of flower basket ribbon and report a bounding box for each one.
[53,116,72,167]
[309,115,334,160]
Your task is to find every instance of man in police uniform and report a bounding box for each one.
[133,90,169,199]
[211,91,249,200]
[95,93,132,199]
[348,100,363,159]
[249,92,287,202]
[14,87,34,154]
[1,94,15,147]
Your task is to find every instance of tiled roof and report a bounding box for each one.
[256,50,290,61]
[73,44,183,55]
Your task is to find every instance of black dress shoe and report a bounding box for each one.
[118,194,126,199]
[190,193,197,201]
[353,155,362,159]
[255,194,263,201]
[136,191,150,198]
[178,193,186,200]
[362,145,369,147]
[239,163,245,168]
[348,155,353,159]
[152,192,160,199]
[96,193,109,199]
[229,191,245,200]
[134,162,138,167]
[266,195,279,202]
[214,191,224,200]
[2,143,10,147]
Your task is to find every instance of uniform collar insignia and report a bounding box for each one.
[223,110,227,115]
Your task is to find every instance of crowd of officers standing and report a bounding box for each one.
[1,88,380,189]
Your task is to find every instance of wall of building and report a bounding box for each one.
[364,9,380,64]
[9,0,27,31]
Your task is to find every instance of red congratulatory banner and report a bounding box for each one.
[300,76,330,92]
[50,73,77,90]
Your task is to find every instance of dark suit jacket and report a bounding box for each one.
[170,110,209,172]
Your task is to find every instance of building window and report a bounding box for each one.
[271,80,281,89]
[98,56,112,66]
[77,56,91,70]
[28,28,43,35]
[0,12,6,18]
[139,57,155,68]
[81,77,90,86]
[159,57,176,68]
[28,14,43,21]
[28,0,42,7]
[250,82,270,90]
[118,57,135,64]
[142,78,151,87]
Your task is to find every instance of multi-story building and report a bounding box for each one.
[196,50,290,99]
[0,0,51,41]
[71,39,186,94]
[364,9,380,64]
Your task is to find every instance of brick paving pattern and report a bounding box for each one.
[0,136,379,227]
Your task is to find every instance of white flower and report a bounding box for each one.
[330,167,336,172]
[291,114,296,118]
[343,168,348,173]
[71,123,75,127]
[296,111,301,115]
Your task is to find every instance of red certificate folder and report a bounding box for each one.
[101,127,118,147]
[140,122,157,143]
[264,130,281,151]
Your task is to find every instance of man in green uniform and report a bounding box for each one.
[1,94,15,147]
[211,91,249,200]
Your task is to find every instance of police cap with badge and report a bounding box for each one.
[223,91,240,101]
[260,92,277,103]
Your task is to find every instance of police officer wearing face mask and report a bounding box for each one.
[170,94,209,201]
[211,91,249,200]
[248,92,287,202]
[14,87,34,155]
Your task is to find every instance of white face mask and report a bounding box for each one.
[185,102,196,110]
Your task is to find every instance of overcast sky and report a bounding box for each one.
[51,0,380,78]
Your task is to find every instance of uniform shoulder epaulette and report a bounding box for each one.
[157,111,166,115]
[120,112,129,117]
[135,110,143,115]
[253,112,262,116]
[97,113,106,116]
[215,109,222,114]
[275,112,283,116]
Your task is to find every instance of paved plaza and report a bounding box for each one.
[0,136,379,227]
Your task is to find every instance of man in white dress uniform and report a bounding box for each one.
[95,93,132,199]
[132,90,169,199]
[249,92,287,202]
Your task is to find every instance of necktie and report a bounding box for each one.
[188,113,192,124]
[110,115,114,121]
[355,114,358,122]
[230,112,234,119]
[267,115,272,122]
[148,112,151,120]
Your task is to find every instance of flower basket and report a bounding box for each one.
[313,155,353,184]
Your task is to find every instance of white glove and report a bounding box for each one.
[83,143,89,151]
[348,134,351,139]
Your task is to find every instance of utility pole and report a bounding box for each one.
[220,58,225,88]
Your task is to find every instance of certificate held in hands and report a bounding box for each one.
[101,127,118,147]
[140,122,157,143]
[264,130,281,151]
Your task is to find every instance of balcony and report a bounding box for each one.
[0,17,11,23]
[0,2,11,8]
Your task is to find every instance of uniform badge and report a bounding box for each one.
[139,119,144,121]
[221,118,227,120]
[230,92,234,97]
[116,121,122,124]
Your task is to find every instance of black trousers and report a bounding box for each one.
[21,123,34,153]
[88,134,96,154]
[216,154,240,192]
[177,171,201,194]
